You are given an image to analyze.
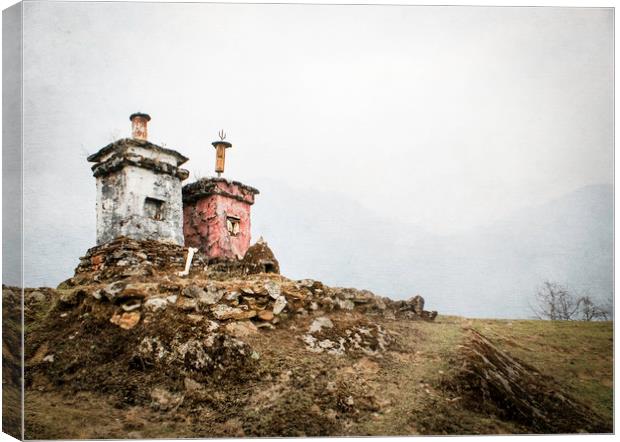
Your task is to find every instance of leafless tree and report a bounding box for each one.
[531,281,612,321]
[600,299,613,320]
[579,295,612,321]
[531,281,581,320]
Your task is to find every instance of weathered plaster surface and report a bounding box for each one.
[91,141,188,245]
[126,145,178,163]
[183,178,259,259]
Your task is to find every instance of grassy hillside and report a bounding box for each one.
[468,318,613,420]
[21,285,612,438]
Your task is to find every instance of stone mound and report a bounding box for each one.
[395,295,438,321]
[23,239,439,423]
[66,237,247,287]
[66,238,437,324]
[242,238,280,275]
[71,237,208,282]
[22,274,403,414]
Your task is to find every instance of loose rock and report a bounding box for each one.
[183,284,206,299]
[110,311,141,330]
[176,297,198,311]
[212,304,257,321]
[336,299,355,310]
[309,317,333,333]
[121,300,142,312]
[102,282,125,302]
[225,321,258,338]
[265,281,282,299]
[258,310,274,321]
[144,297,168,311]
[273,296,287,315]
[197,289,224,306]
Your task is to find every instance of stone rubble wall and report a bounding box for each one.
[63,238,437,333]
[71,237,210,283]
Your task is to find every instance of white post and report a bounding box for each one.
[178,247,199,276]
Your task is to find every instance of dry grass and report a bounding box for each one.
[23,309,613,438]
[25,391,193,439]
[469,318,613,421]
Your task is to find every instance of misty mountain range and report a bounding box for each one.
[251,181,613,319]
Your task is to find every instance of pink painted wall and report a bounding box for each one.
[183,180,255,259]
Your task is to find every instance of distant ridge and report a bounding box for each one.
[251,180,613,319]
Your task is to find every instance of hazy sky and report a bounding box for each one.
[17,2,613,286]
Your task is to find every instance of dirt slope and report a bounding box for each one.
[19,291,612,437]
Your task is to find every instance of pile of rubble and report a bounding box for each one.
[55,278,437,338]
[20,237,444,438]
[68,236,273,287]
[71,237,209,282]
[55,238,438,335]
[395,295,438,321]
[241,237,280,274]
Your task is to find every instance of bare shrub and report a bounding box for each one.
[531,281,611,321]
